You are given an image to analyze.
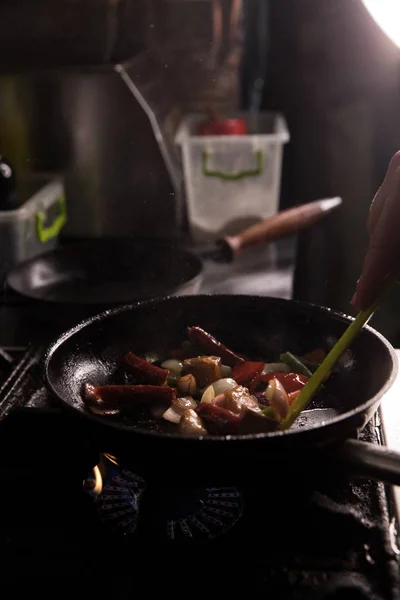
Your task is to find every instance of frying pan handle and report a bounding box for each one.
[335,438,400,487]
[222,197,342,257]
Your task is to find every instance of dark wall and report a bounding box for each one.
[0,0,242,110]
[0,0,149,68]
[147,0,243,113]
[0,0,243,240]
[263,0,400,342]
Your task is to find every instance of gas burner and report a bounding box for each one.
[84,456,243,540]
[164,487,243,541]
[84,455,147,535]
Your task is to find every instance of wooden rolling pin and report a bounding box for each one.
[219,197,342,259]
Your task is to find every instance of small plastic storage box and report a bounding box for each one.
[176,112,289,242]
[0,176,66,283]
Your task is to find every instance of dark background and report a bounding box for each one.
[260,0,400,342]
[0,0,400,341]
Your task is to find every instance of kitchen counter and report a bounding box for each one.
[200,238,295,297]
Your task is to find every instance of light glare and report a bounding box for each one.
[362,0,400,49]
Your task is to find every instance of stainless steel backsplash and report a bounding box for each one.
[0,0,243,239]
[0,61,184,238]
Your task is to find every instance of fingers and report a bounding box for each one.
[368,186,386,236]
[352,154,400,310]
[351,247,390,311]
[368,151,400,235]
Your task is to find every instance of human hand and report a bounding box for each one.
[352,151,400,311]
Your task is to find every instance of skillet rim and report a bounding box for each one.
[43,294,399,443]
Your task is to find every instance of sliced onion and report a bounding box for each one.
[221,364,232,378]
[213,393,226,405]
[265,378,289,419]
[200,385,216,404]
[173,396,197,412]
[163,406,182,424]
[212,378,238,395]
[163,397,197,424]
[161,359,183,376]
[262,362,290,375]
[200,378,237,403]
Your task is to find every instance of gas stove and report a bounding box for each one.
[1,343,400,598]
[1,240,400,598]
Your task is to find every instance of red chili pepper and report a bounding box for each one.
[231,361,264,391]
[83,383,176,410]
[259,372,309,394]
[197,402,243,430]
[124,352,169,385]
[188,327,244,367]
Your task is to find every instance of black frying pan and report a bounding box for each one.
[8,198,341,305]
[44,295,400,487]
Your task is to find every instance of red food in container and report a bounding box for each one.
[197,106,247,136]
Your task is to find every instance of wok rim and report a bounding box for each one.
[44,294,399,443]
[7,238,204,305]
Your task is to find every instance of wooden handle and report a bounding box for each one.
[223,197,342,257]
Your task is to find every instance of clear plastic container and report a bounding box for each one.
[0,176,66,283]
[176,112,290,242]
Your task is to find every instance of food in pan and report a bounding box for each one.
[82,326,326,436]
